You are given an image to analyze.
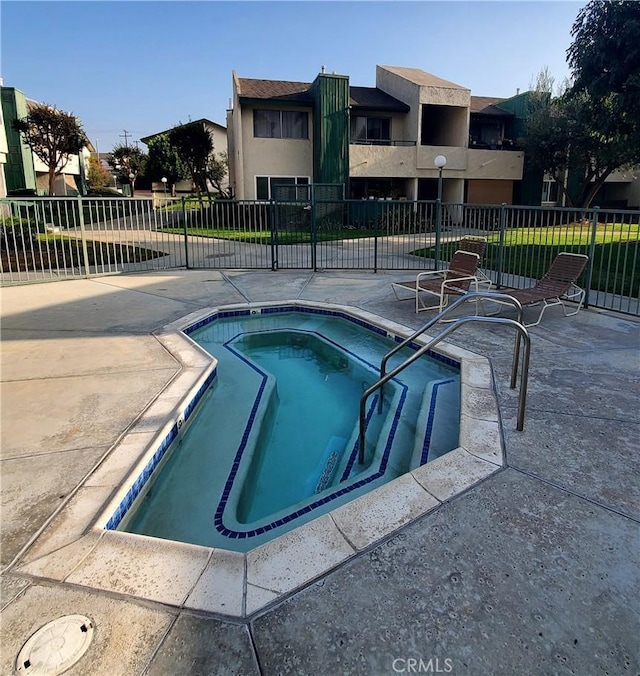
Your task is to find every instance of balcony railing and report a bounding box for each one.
[469,139,519,151]
[350,139,416,147]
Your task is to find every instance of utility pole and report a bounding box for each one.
[119,129,131,148]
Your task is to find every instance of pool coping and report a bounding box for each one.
[13,300,505,619]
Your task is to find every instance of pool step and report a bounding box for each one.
[307,435,348,494]
[331,383,405,487]
[410,378,460,468]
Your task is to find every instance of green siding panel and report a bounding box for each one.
[1,87,36,193]
[498,91,549,206]
[312,74,349,186]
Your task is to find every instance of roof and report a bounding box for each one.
[470,96,514,116]
[236,78,314,104]
[349,86,409,112]
[236,77,409,112]
[378,65,468,91]
[140,118,226,144]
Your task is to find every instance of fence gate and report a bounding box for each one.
[271,184,313,269]
[270,184,345,270]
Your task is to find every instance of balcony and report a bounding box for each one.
[469,138,518,151]
[417,146,467,172]
[349,139,416,147]
[350,143,417,177]
[466,148,524,180]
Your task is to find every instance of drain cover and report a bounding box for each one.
[15,615,94,675]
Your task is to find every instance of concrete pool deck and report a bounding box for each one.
[1,269,639,675]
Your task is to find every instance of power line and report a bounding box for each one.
[119,129,132,148]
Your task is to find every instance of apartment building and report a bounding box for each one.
[1,85,92,196]
[226,65,532,205]
[141,118,229,196]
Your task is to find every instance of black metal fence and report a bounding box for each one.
[1,195,638,316]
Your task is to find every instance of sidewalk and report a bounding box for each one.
[1,269,639,675]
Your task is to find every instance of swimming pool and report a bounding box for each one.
[23,299,501,618]
[112,306,461,551]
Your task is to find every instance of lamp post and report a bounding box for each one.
[129,172,135,197]
[434,154,447,270]
[161,176,167,198]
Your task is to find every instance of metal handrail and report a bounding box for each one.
[378,292,524,412]
[358,292,530,464]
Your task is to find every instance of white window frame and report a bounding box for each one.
[255,175,311,200]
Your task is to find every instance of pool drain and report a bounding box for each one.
[15,615,94,675]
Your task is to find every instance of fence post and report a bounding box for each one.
[373,204,379,273]
[182,196,190,269]
[311,195,317,272]
[584,207,599,309]
[496,203,507,288]
[76,196,92,278]
[270,200,277,271]
[434,198,442,271]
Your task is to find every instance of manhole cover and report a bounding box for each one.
[15,615,94,675]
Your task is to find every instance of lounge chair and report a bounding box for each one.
[458,236,491,288]
[485,252,589,327]
[391,249,481,313]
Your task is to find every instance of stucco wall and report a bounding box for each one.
[33,153,80,176]
[466,149,524,180]
[417,145,467,172]
[240,105,313,199]
[350,144,416,177]
[375,67,422,143]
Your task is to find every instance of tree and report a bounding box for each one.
[86,155,113,192]
[145,133,189,196]
[522,2,640,208]
[12,103,86,196]
[567,0,640,111]
[522,90,631,208]
[207,151,231,199]
[107,145,147,196]
[168,123,213,203]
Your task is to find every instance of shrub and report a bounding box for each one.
[1,217,39,252]
[86,188,123,197]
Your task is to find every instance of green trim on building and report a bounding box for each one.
[311,74,349,187]
[1,87,36,194]
[498,91,546,206]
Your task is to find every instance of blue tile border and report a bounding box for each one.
[420,378,456,466]
[105,367,217,531]
[106,304,461,540]
[213,329,408,539]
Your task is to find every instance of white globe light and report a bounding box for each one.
[434,155,447,169]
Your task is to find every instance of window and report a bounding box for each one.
[256,176,310,200]
[350,116,391,144]
[254,110,308,139]
[542,178,559,204]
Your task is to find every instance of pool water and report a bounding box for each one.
[232,330,383,523]
[120,309,460,552]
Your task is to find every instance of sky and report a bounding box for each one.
[1,0,585,153]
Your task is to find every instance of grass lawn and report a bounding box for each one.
[160,227,378,244]
[411,224,640,296]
